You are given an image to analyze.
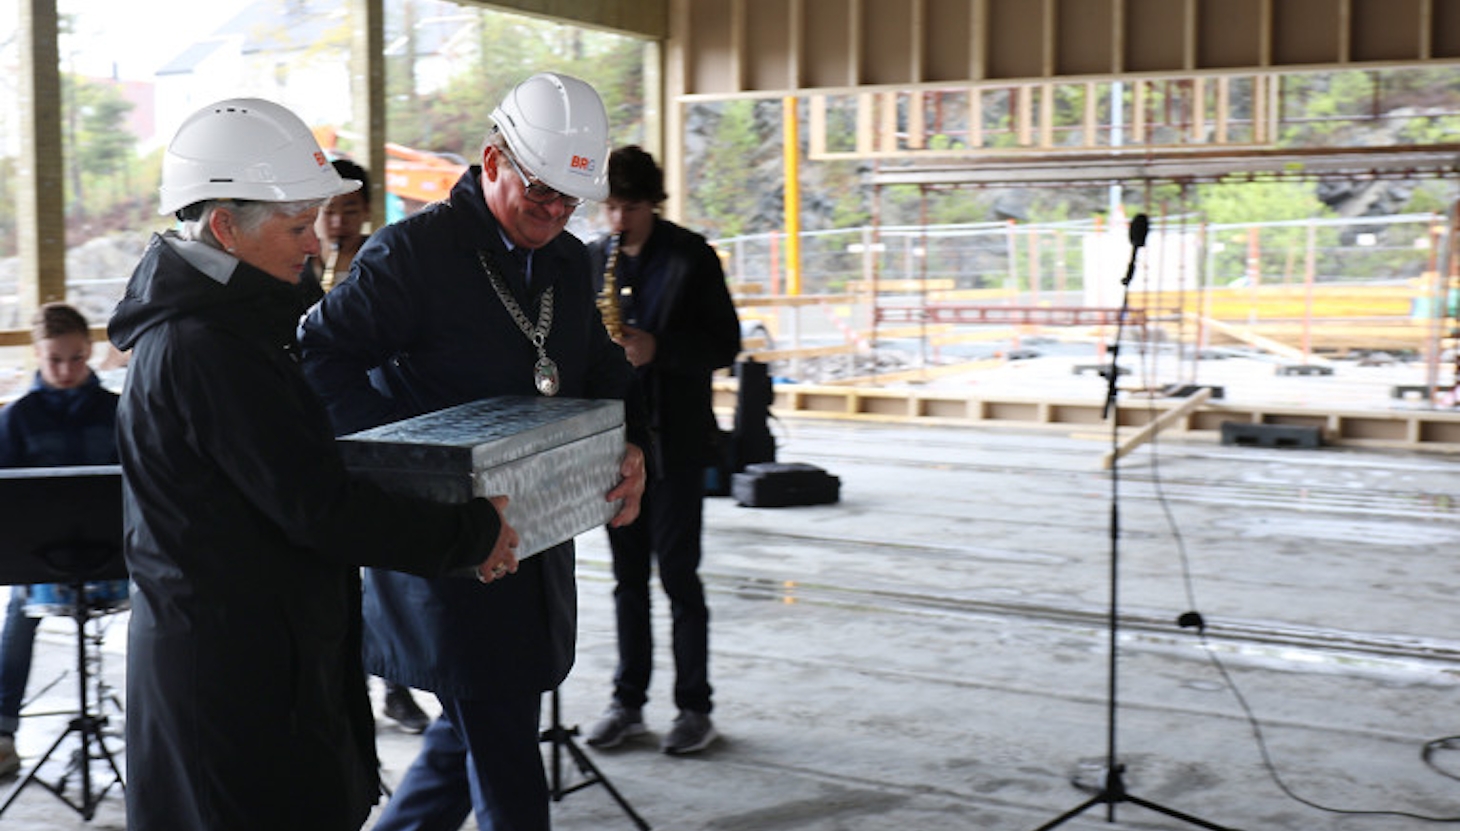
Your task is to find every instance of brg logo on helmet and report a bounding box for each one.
[570,155,598,176]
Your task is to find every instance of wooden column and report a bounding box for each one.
[663,0,691,222]
[348,0,387,231]
[18,0,65,312]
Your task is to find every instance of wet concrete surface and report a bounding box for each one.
[3,417,1459,829]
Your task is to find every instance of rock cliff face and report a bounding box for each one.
[1311,104,1455,241]
[0,233,150,330]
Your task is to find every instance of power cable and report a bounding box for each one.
[1132,340,1460,823]
[1423,737,1460,784]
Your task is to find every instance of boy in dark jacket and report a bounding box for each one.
[0,303,123,776]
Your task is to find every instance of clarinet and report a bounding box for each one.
[597,231,626,339]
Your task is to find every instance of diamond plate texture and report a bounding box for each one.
[339,397,625,557]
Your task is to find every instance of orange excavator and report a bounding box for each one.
[381,141,467,208]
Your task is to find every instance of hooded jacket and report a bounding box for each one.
[108,232,502,831]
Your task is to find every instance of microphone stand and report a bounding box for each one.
[1032,215,1233,831]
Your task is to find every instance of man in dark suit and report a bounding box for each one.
[584,145,742,755]
[299,73,646,831]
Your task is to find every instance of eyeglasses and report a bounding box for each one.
[499,152,584,209]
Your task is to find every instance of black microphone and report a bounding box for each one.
[1129,213,1150,249]
[1121,214,1150,287]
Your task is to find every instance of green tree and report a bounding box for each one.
[1197,181,1330,225]
[1278,67,1460,149]
[690,100,764,239]
[64,74,136,219]
[387,6,647,158]
[0,157,17,258]
[72,79,136,181]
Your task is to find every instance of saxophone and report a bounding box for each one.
[597,231,626,339]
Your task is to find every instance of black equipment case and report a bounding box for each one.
[731,462,840,508]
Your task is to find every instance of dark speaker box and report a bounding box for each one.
[731,462,840,508]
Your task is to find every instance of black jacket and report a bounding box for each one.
[108,233,501,831]
[298,168,646,698]
[588,218,741,475]
[0,371,117,467]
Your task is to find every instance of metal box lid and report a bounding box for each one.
[338,397,626,557]
[338,396,625,472]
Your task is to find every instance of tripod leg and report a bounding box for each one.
[1123,793,1236,831]
[1035,786,1236,831]
[543,691,568,800]
[0,724,73,816]
[78,721,93,817]
[542,725,569,799]
[76,718,125,819]
[85,718,125,789]
[1030,791,1108,831]
[559,737,650,831]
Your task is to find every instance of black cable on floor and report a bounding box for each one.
[1193,628,1460,824]
[1422,736,1460,783]
[1135,351,1460,824]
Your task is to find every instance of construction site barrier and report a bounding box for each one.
[712,380,1460,454]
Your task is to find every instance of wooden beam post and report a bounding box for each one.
[18,0,65,313]
[1101,387,1213,469]
[348,0,386,232]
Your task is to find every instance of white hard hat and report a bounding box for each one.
[490,73,610,203]
[158,98,361,217]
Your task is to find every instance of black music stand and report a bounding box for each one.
[0,466,127,821]
[540,688,650,830]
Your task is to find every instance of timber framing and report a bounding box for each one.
[6,0,1458,333]
[472,0,667,38]
[711,379,1460,454]
[669,0,1460,98]
[870,146,1460,187]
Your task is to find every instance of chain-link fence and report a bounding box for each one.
[713,212,1446,298]
[711,211,1455,382]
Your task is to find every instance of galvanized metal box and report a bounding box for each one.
[338,396,624,557]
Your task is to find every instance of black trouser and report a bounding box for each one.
[606,467,712,714]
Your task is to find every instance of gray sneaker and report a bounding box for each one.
[661,710,718,755]
[585,702,647,748]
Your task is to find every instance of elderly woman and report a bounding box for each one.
[108,98,519,831]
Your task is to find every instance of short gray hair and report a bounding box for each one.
[481,128,508,159]
[178,198,325,249]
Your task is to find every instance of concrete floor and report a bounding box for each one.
[2,413,1459,830]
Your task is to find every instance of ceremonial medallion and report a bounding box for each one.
[476,249,560,397]
[534,356,561,396]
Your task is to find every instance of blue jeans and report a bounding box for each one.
[372,691,547,831]
[606,467,712,714]
[0,587,39,735]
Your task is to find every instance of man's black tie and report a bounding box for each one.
[511,246,532,290]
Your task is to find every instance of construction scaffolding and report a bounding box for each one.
[716,212,1457,391]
